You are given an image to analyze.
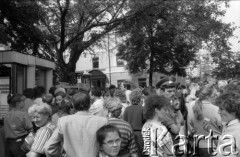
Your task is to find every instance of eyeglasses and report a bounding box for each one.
[103,138,121,146]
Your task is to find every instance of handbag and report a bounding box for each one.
[21,132,35,152]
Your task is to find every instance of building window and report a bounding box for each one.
[138,78,147,88]
[116,54,124,67]
[117,80,125,88]
[92,57,99,69]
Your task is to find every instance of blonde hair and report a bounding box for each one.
[28,103,52,117]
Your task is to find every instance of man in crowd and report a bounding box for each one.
[44,92,108,157]
[155,76,185,145]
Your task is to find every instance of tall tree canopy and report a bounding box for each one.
[117,0,234,85]
[0,0,51,57]
[0,0,146,83]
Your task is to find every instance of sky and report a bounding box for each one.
[222,0,240,52]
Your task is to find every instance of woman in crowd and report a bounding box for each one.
[27,103,55,157]
[52,101,71,125]
[113,88,128,118]
[187,84,221,157]
[55,91,66,107]
[105,97,138,157]
[142,94,174,157]
[124,88,144,157]
[214,91,240,157]
[96,125,122,157]
[23,88,35,112]
[4,94,33,157]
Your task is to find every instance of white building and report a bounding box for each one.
[75,33,167,88]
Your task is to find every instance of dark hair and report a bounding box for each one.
[142,86,156,96]
[49,86,56,97]
[109,85,116,90]
[67,88,76,96]
[91,87,102,97]
[144,94,169,119]
[59,101,71,114]
[97,125,121,146]
[111,108,122,118]
[10,94,25,108]
[23,88,34,99]
[72,92,91,111]
[34,86,45,98]
[125,84,131,90]
[55,91,66,98]
[215,91,240,120]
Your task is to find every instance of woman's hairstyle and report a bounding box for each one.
[55,91,66,98]
[54,87,66,95]
[114,89,127,103]
[49,86,56,97]
[215,91,240,120]
[109,85,116,97]
[96,125,121,146]
[28,103,52,117]
[42,94,53,105]
[192,84,215,120]
[72,92,91,111]
[144,94,169,119]
[142,86,156,96]
[34,86,45,98]
[59,101,71,114]
[23,88,34,99]
[105,97,122,112]
[10,94,25,108]
[129,88,142,105]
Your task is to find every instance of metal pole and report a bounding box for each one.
[108,33,112,84]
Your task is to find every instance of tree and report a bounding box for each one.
[212,48,240,79]
[117,0,234,86]
[38,0,148,82]
[0,0,147,83]
[0,0,51,57]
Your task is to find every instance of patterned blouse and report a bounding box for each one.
[142,120,174,157]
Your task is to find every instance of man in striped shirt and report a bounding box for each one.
[105,97,138,157]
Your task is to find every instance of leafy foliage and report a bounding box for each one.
[117,0,234,85]
[0,0,143,83]
[0,0,52,58]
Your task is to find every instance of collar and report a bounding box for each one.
[75,111,91,115]
[225,119,239,127]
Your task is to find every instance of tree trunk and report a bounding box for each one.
[57,44,84,84]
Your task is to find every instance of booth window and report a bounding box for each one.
[92,57,99,69]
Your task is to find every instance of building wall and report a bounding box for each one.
[75,34,186,87]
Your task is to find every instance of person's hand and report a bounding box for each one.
[202,118,221,135]
[158,112,175,127]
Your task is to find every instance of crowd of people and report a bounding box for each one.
[2,75,240,157]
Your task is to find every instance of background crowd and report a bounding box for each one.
[1,75,240,157]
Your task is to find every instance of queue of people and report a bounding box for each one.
[2,75,240,157]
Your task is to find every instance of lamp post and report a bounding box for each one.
[108,33,112,84]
